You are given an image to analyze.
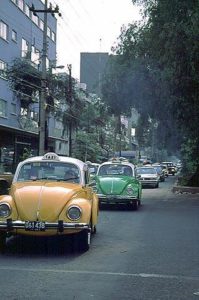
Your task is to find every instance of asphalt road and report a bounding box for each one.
[0,176,199,300]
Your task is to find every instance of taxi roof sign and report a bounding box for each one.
[42,152,60,161]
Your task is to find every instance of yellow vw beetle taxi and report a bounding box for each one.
[0,153,99,252]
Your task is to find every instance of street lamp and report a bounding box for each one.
[50,65,65,74]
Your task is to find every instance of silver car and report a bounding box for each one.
[136,166,159,188]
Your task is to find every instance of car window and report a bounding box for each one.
[98,164,133,176]
[17,162,80,183]
[136,168,157,174]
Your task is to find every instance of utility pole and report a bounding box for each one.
[30,1,61,155]
[67,64,72,156]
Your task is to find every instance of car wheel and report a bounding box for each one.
[79,229,91,252]
[91,224,97,234]
[0,233,6,253]
[132,200,138,211]
[73,229,91,252]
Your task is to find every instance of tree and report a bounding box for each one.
[7,58,41,110]
[102,0,199,185]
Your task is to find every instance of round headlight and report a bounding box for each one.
[0,203,11,218]
[126,186,134,195]
[67,206,82,221]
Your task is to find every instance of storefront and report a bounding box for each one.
[0,126,39,173]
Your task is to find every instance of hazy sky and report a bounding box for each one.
[52,0,142,80]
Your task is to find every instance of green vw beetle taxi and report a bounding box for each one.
[93,158,142,210]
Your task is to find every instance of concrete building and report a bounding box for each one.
[80,52,109,97]
[0,0,59,172]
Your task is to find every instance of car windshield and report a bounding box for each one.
[136,168,157,174]
[98,164,133,176]
[17,161,80,183]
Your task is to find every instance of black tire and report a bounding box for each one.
[91,224,97,234]
[73,229,91,252]
[79,229,91,252]
[0,233,6,254]
[132,200,138,211]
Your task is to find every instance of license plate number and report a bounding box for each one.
[25,221,46,231]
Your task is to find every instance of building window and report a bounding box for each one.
[11,103,17,115]
[24,4,30,17]
[11,0,17,4]
[32,14,39,26]
[31,46,40,65]
[0,60,7,79]
[0,99,7,117]
[12,30,17,42]
[0,20,8,41]
[21,38,29,58]
[18,0,24,11]
[39,19,44,31]
[51,31,56,42]
[47,26,51,37]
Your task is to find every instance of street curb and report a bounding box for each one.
[172,185,199,194]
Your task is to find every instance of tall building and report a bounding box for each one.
[0,0,57,171]
[80,52,109,97]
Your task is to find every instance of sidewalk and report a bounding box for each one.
[171,173,199,194]
[172,183,199,194]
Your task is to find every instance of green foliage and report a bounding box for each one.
[7,58,41,109]
[72,96,114,162]
[102,0,199,183]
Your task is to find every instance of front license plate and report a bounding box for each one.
[25,221,46,231]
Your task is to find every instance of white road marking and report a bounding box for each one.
[0,266,198,282]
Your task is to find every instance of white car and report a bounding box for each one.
[136,166,159,188]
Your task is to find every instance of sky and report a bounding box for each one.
[52,0,142,80]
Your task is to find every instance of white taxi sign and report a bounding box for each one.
[42,152,60,161]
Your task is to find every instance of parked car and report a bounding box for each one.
[0,152,99,252]
[0,172,13,195]
[136,166,159,188]
[93,158,142,210]
[161,161,177,176]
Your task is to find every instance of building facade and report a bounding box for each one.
[80,52,109,97]
[0,0,60,172]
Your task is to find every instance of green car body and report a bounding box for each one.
[93,160,142,210]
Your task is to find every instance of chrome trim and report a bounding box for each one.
[0,203,12,218]
[97,194,137,199]
[0,220,89,230]
[67,205,82,221]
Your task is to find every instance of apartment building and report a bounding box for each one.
[0,0,59,172]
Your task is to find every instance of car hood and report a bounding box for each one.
[96,176,137,195]
[11,182,82,221]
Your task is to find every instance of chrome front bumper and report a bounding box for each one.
[97,194,137,203]
[0,219,89,232]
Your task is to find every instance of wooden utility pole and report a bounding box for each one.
[30,1,61,155]
[67,64,72,156]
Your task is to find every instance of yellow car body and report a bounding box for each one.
[0,153,99,252]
